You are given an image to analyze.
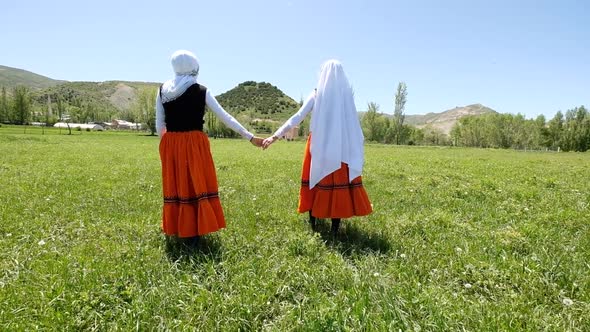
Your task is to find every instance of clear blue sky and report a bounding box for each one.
[1,0,588,118]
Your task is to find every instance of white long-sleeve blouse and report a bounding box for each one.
[156,88,253,140]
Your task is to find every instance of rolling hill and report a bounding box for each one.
[405,104,497,134]
[0,65,64,89]
[215,81,300,120]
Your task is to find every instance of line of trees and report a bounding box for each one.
[0,85,161,133]
[361,82,437,145]
[450,106,590,152]
[359,82,589,152]
[0,84,252,137]
[1,86,33,125]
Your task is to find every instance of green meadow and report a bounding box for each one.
[0,126,589,331]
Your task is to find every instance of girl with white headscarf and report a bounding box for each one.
[156,50,263,244]
[263,59,372,234]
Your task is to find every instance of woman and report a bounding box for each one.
[263,59,372,234]
[156,50,262,244]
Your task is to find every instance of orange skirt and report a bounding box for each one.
[298,135,373,219]
[159,130,226,237]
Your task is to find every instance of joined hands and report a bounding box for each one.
[250,135,279,149]
[262,136,278,150]
[250,136,264,148]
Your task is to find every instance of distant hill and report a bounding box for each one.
[38,81,160,111]
[215,81,300,121]
[0,65,64,89]
[0,65,160,112]
[406,104,497,134]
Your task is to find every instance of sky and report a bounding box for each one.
[1,0,588,118]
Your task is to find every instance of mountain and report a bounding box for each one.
[0,65,159,112]
[0,65,299,125]
[39,81,160,111]
[0,65,64,89]
[405,104,497,134]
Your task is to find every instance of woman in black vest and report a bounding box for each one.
[156,50,262,244]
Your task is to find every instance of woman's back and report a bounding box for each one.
[161,83,207,132]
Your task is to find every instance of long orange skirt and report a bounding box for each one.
[159,130,226,237]
[298,135,373,219]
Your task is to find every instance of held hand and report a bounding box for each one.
[250,136,264,148]
[262,136,278,150]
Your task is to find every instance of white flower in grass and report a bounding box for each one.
[38,239,46,246]
[455,247,463,254]
[399,253,406,259]
[252,196,257,201]
[6,233,12,237]
[464,283,472,289]
[373,272,380,277]
[562,298,573,306]
[255,212,260,216]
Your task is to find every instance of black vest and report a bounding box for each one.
[161,83,207,132]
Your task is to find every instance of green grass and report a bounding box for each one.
[0,127,589,331]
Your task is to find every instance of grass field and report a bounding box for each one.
[0,126,589,331]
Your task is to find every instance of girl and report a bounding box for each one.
[263,59,372,234]
[156,50,262,243]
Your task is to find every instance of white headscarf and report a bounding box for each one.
[309,59,365,189]
[160,50,200,103]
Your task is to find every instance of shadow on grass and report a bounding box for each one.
[163,234,223,264]
[313,219,391,256]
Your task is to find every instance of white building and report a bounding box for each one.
[111,119,142,130]
[54,123,105,131]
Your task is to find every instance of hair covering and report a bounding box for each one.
[160,50,200,103]
[308,59,365,189]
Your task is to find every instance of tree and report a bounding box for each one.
[134,87,157,135]
[205,107,218,137]
[547,111,563,150]
[422,126,446,145]
[55,95,67,122]
[574,106,589,152]
[361,102,384,142]
[298,118,309,137]
[66,105,82,123]
[392,82,408,144]
[0,86,8,123]
[407,126,425,145]
[13,85,31,125]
